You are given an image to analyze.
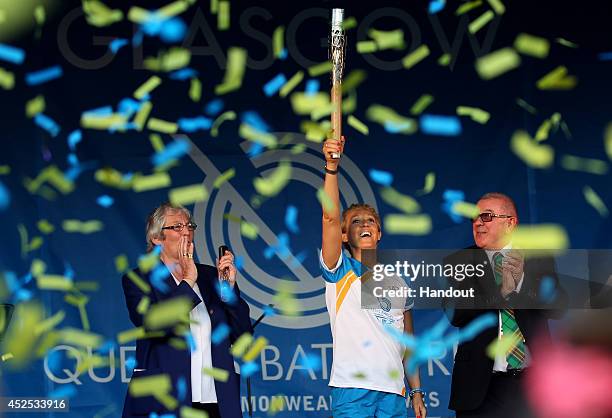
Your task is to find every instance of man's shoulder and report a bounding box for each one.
[444,245,481,264]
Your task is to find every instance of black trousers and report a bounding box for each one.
[456,373,532,418]
[191,402,221,418]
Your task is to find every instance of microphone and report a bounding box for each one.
[218,245,229,280]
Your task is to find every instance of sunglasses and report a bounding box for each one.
[473,213,514,223]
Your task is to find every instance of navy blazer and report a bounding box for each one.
[121,263,252,418]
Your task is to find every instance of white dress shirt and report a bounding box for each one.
[170,272,217,403]
[484,244,530,371]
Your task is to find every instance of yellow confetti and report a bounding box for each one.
[536,66,577,90]
[456,106,490,124]
[357,40,377,54]
[147,118,178,134]
[583,186,608,217]
[279,71,304,98]
[240,221,259,240]
[144,297,191,330]
[169,184,209,206]
[115,254,129,273]
[514,33,550,59]
[30,259,46,277]
[134,101,153,131]
[211,110,237,137]
[368,29,405,50]
[127,270,151,294]
[65,293,88,307]
[487,334,520,359]
[512,224,569,250]
[468,10,494,34]
[347,115,369,135]
[126,6,150,23]
[410,94,434,116]
[83,0,124,27]
[416,172,435,196]
[475,48,521,80]
[2,353,14,361]
[253,161,292,197]
[534,118,553,142]
[301,121,328,142]
[94,167,133,188]
[230,333,254,357]
[451,201,480,219]
[239,123,277,147]
[366,104,417,134]
[180,406,208,418]
[134,76,162,100]
[316,188,335,212]
[0,67,14,90]
[273,282,301,316]
[202,366,230,382]
[342,70,367,94]
[46,166,75,194]
[383,214,432,235]
[26,95,45,118]
[215,47,246,95]
[0,165,10,175]
[555,38,578,48]
[137,296,151,314]
[380,187,420,214]
[307,61,332,77]
[132,172,172,192]
[78,301,92,330]
[138,251,160,273]
[33,310,65,336]
[242,336,268,362]
[270,395,285,414]
[213,168,236,188]
[37,219,55,234]
[217,0,230,30]
[516,98,537,114]
[273,26,285,58]
[510,130,554,169]
[144,47,191,72]
[438,53,451,66]
[117,327,146,344]
[486,0,505,14]
[4,302,43,368]
[62,219,104,234]
[189,78,202,102]
[81,113,127,130]
[290,92,330,115]
[129,373,177,410]
[343,16,357,30]
[37,275,73,291]
[456,0,483,15]
[605,123,612,161]
[560,155,608,175]
[402,44,430,69]
[149,134,165,153]
[58,327,103,348]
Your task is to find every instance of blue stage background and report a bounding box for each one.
[1,0,611,417]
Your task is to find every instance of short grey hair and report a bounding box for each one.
[145,202,192,252]
[478,192,518,221]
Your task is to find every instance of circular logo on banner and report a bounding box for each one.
[188,133,377,329]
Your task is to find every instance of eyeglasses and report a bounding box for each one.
[473,213,514,223]
[161,222,198,232]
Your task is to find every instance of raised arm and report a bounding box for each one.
[321,137,345,269]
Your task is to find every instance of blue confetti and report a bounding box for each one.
[49,384,77,399]
[242,111,271,132]
[184,332,196,353]
[0,180,10,210]
[420,114,462,136]
[263,305,276,318]
[384,120,415,134]
[539,276,557,303]
[247,143,264,158]
[204,99,224,116]
[150,263,170,293]
[598,52,612,61]
[67,153,79,167]
[67,130,82,151]
[63,263,75,280]
[263,73,287,97]
[169,68,198,80]
[299,353,321,372]
[118,98,142,118]
[0,43,25,65]
[15,288,33,303]
[368,169,394,186]
[305,79,319,95]
[132,30,144,47]
[34,113,60,137]
[279,48,288,60]
[241,362,260,378]
[264,233,290,260]
[429,0,446,14]
[97,195,114,208]
[234,255,244,270]
[46,349,63,375]
[160,17,187,43]
[211,323,230,345]
[21,272,33,285]
[284,205,299,234]
[109,38,129,54]
[97,340,117,355]
[216,280,237,304]
[25,65,63,86]
[442,189,465,223]
[151,138,190,167]
[176,376,187,401]
[83,106,113,117]
[178,116,212,132]
[125,356,137,371]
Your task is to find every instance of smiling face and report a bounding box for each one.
[472,197,517,250]
[342,207,382,253]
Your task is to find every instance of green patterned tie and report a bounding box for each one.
[493,252,526,369]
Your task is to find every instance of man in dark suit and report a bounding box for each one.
[122,202,252,418]
[445,192,567,418]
